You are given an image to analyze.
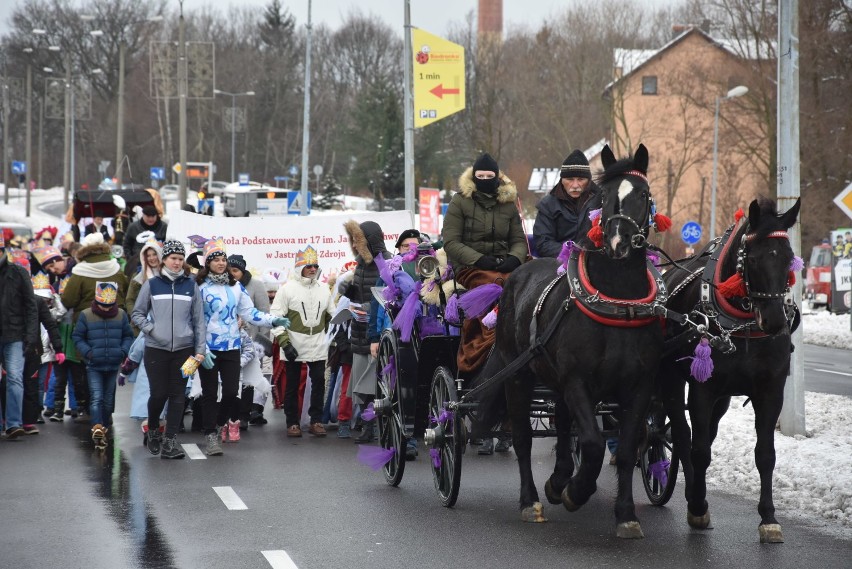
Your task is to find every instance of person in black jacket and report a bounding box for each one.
[533,149,602,258]
[340,220,391,444]
[83,216,111,241]
[21,282,64,432]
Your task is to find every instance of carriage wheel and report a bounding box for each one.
[427,366,463,507]
[639,405,678,506]
[376,330,406,487]
[569,421,582,475]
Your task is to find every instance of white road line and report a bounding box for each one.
[212,486,248,510]
[181,444,207,460]
[813,368,852,377]
[262,550,299,569]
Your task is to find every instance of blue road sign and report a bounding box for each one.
[273,176,289,182]
[150,167,165,180]
[288,165,299,177]
[238,173,250,186]
[287,191,312,215]
[11,161,26,175]
[681,221,702,245]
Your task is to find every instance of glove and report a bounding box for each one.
[201,352,217,370]
[118,373,127,387]
[495,256,522,273]
[120,357,139,375]
[55,352,66,365]
[272,316,291,328]
[474,255,500,271]
[283,344,299,362]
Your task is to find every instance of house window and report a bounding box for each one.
[642,76,658,95]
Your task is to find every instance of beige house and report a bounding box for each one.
[604,27,771,253]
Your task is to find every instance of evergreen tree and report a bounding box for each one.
[315,176,343,210]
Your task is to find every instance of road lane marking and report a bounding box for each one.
[262,550,299,569]
[181,444,207,459]
[213,486,248,510]
[813,368,852,377]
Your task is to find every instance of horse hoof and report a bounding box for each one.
[616,521,645,539]
[521,502,547,523]
[561,487,581,512]
[759,523,783,543]
[544,479,562,505]
[687,510,711,529]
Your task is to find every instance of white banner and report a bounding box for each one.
[835,258,851,292]
[167,210,414,282]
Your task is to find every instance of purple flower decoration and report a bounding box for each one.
[361,401,376,422]
[789,255,804,272]
[429,448,442,469]
[357,445,396,471]
[381,356,397,391]
[589,208,602,223]
[648,459,671,487]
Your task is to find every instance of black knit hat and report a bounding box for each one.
[395,229,421,250]
[162,240,185,258]
[227,254,247,272]
[560,149,591,180]
[472,153,499,175]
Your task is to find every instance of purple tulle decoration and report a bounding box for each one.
[382,287,397,303]
[381,356,397,391]
[589,208,602,223]
[419,316,445,338]
[556,264,567,276]
[401,249,418,263]
[647,250,660,266]
[445,294,462,325]
[429,408,452,426]
[789,255,804,272]
[459,283,503,319]
[482,307,498,329]
[394,269,417,299]
[357,445,396,471]
[441,264,454,281]
[429,448,442,469]
[392,281,422,342]
[648,459,670,487]
[678,337,714,383]
[557,240,575,266]
[361,401,376,422]
[374,255,398,299]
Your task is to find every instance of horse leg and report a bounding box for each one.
[544,397,574,505]
[685,390,726,529]
[611,391,652,539]
[561,387,604,513]
[752,393,785,543]
[660,372,693,503]
[506,373,545,522]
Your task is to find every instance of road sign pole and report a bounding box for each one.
[299,0,312,216]
[178,8,188,207]
[25,63,31,217]
[403,0,415,214]
[2,55,9,205]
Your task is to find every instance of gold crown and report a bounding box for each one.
[32,272,51,290]
[295,245,319,267]
[95,282,118,305]
[58,276,69,295]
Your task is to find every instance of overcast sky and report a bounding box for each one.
[0,0,592,38]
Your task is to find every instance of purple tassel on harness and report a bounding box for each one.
[361,401,376,422]
[647,250,660,267]
[459,283,503,319]
[557,240,576,266]
[679,337,714,382]
[589,208,602,223]
[381,356,397,391]
[392,281,423,342]
[789,255,804,272]
[429,448,442,469]
[482,307,498,329]
[648,459,670,487]
[357,445,396,471]
[445,293,462,326]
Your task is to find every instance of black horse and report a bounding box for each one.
[475,144,665,538]
[658,197,801,543]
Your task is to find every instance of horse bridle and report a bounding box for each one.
[736,228,792,302]
[602,169,654,249]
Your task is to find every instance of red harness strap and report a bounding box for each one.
[574,251,660,328]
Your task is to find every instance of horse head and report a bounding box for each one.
[739,197,801,334]
[597,144,654,260]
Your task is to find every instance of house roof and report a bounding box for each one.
[603,27,772,96]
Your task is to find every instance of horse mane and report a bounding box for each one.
[594,158,642,187]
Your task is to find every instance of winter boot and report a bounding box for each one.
[49,399,65,422]
[337,421,351,439]
[228,420,241,442]
[353,420,376,444]
[206,429,224,456]
[160,435,186,459]
[147,430,163,455]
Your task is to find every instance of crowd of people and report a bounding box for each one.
[0,149,608,461]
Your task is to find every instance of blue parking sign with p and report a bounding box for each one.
[681,221,702,245]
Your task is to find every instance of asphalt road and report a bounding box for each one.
[803,343,852,396]
[1,385,849,569]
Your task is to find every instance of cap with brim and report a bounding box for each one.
[395,229,421,250]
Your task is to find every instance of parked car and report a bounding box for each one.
[200,180,229,197]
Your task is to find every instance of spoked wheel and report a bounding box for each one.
[426,366,463,507]
[376,329,406,487]
[640,404,678,506]
[569,421,582,476]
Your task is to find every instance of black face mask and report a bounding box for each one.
[474,176,499,195]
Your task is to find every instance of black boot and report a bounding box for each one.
[353,420,376,444]
[49,399,65,422]
[160,435,186,459]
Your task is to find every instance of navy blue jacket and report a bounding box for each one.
[72,307,134,371]
[533,184,601,257]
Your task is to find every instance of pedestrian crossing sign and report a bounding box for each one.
[287,191,312,215]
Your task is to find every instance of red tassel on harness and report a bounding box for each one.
[788,270,796,286]
[653,213,672,232]
[718,273,746,298]
[734,208,745,223]
[587,222,603,247]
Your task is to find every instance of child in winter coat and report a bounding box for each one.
[72,281,134,447]
[30,275,66,430]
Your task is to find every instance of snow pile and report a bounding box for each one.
[705,393,852,540]
[802,310,851,350]
[0,187,69,230]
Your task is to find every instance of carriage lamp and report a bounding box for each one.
[372,396,393,417]
[416,255,440,278]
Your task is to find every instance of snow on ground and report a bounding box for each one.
[2,190,851,540]
[0,187,68,232]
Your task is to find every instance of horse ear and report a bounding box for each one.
[601,145,616,169]
[633,144,649,173]
[747,199,761,228]
[779,198,801,230]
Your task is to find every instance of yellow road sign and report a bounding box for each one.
[834,182,852,221]
[172,162,182,174]
[412,28,465,128]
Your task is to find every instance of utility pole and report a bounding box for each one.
[63,53,71,210]
[178,3,188,207]
[2,50,9,205]
[38,97,44,190]
[116,40,126,187]
[25,63,32,217]
[777,0,804,436]
[403,0,415,213]
[299,0,312,216]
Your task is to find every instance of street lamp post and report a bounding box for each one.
[213,89,255,183]
[711,85,749,237]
